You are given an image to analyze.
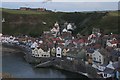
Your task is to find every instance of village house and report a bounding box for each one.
[51,22,60,37]
[31,42,50,57]
[37,8,46,12]
[56,47,62,58]
[19,7,47,12]
[92,50,104,65]
[86,47,95,65]
[31,46,50,58]
[20,7,30,10]
[38,48,50,57]
[1,21,120,79]
[62,48,69,56]
[102,61,120,78]
[93,58,120,79]
[32,47,38,57]
[51,47,56,57]
[110,50,120,62]
[66,23,74,34]
[31,42,38,49]
[62,28,68,33]
[92,48,109,65]
[106,40,118,47]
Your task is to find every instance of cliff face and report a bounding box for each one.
[2,9,119,37]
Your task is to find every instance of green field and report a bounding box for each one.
[2,8,49,14]
[2,8,119,37]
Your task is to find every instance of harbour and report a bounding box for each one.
[2,44,88,79]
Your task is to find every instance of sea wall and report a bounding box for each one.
[2,43,99,78]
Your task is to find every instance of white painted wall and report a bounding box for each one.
[92,50,104,64]
[56,47,62,58]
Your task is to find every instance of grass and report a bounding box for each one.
[2,8,49,14]
[2,8,119,37]
[109,11,120,16]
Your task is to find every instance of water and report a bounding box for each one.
[2,46,87,78]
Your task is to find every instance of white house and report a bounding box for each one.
[106,40,113,47]
[88,34,96,40]
[62,28,68,32]
[54,22,59,27]
[32,48,38,57]
[31,42,38,48]
[56,47,62,58]
[38,48,50,57]
[39,40,43,44]
[67,23,73,30]
[32,48,50,57]
[106,40,118,47]
[102,68,114,78]
[92,50,104,65]
[37,48,44,57]
[98,64,106,72]
[110,41,118,47]
[106,61,115,69]
[100,61,119,78]
[92,63,99,69]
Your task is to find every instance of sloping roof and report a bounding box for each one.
[86,48,94,53]
[111,50,120,57]
[103,68,114,74]
[99,48,109,56]
[113,62,119,69]
[93,44,101,49]
[78,39,84,43]
[106,63,115,70]
[110,40,118,44]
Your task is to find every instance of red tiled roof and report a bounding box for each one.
[110,40,118,44]
[78,39,84,43]
[84,39,90,43]
[93,44,101,49]
[110,34,118,38]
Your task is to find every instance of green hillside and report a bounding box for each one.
[2,8,119,37]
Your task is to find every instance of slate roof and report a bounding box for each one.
[111,50,120,57]
[98,48,109,56]
[86,48,94,53]
[103,68,115,74]
[112,62,120,69]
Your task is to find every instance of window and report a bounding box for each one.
[99,59,101,62]
[94,57,96,60]
[44,55,46,57]
[87,54,89,57]
[104,74,107,77]
[57,54,61,56]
